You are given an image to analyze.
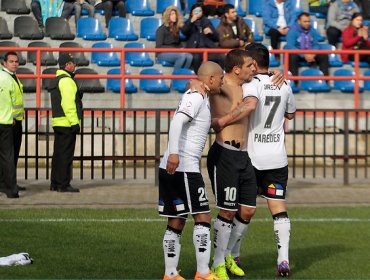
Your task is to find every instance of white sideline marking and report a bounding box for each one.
[0,218,370,223]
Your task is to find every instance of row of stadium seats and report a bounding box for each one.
[17,65,370,94]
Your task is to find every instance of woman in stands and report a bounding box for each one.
[341,12,370,64]
[155,6,193,70]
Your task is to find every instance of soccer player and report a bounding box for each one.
[158,61,223,280]
[206,49,258,280]
[214,43,296,277]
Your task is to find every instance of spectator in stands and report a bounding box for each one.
[309,0,333,17]
[31,0,64,32]
[97,0,126,28]
[286,12,329,81]
[217,4,254,48]
[155,6,193,69]
[181,3,224,73]
[326,0,360,46]
[341,12,370,64]
[262,0,296,54]
[61,0,96,25]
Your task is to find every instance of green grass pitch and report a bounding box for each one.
[0,207,369,279]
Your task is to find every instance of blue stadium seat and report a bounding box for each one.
[248,0,263,17]
[77,18,107,40]
[284,71,300,93]
[106,68,137,94]
[300,68,331,93]
[319,43,343,67]
[244,18,263,42]
[124,42,154,66]
[108,18,138,41]
[140,68,170,93]
[91,42,121,66]
[333,69,364,93]
[364,70,370,90]
[140,17,162,41]
[226,0,246,17]
[127,0,154,16]
[349,61,370,68]
[172,68,195,93]
[156,59,174,67]
[209,18,220,29]
[156,0,183,14]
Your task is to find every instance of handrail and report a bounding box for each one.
[1,46,369,109]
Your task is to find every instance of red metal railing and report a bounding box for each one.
[1,47,369,109]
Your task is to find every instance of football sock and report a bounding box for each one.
[163,225,182,278]
[213,215,233,267]
[273,212,290,264]
[193,222,211,275]
[228,213,250,258]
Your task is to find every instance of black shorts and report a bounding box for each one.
[254,165,289,200]
[207,142,257,211]
[158,168,210,218]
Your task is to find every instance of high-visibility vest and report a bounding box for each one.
[0,71,16,125]
[2,68,24,121]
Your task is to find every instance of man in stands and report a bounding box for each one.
[97,0,126,28]
[217,4,254,49]
[285,12,329,82]
[61,0,96,25]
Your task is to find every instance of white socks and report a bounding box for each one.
[227,214,250,258]
[163,226,182,278]
[193,222,211,275]
[0,253,33,266]
[273,212,291,264]
[213,215,233,267]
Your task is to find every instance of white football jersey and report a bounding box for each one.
[160,90,211,172]
[243,73,296,170]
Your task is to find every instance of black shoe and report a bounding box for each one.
[17,185,26,191]
[50,185,58,191]
[57,186,80,193]
[6,192,19,198]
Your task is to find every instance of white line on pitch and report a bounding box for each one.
[0,218,370,223]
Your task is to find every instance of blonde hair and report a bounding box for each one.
[162,6,184,38]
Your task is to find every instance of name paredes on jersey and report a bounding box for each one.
[264,84,281,91]
[254,133,281,143]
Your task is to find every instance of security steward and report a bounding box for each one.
[0,53,19,198]
[49,53,82,193]
[1,52,26,192]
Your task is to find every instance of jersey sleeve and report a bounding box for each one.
[286,87,296,114]
[242,79,260,99]
[176,91,204,120]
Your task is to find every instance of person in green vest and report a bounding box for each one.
[0,52,20,198]
[49,53,82,193]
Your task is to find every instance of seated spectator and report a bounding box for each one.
[262,0,296,53]
[31,0,64,31]
[326,0,360,46]
[309,0,333,16]
[341,12,370,64]
[96,0,126,28]
[61,0,96,25]
[216,4,253,48]
[155,6,193,69]
[286,12,329,81]
[181,3,224,72]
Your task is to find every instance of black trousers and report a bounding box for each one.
[51,126,77,188]
[267,28,284,50]
[0,124,17,194]
[102,0,126,27]
[191,52,225,74]
[13,120,22,167]
[289,53,330,78]
[326,26,342,47]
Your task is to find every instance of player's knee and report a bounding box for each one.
[272,211,289,220]
[168,218,186,231]
[193,212,212,224]
[238,207,256,221]
[218,209,236,220]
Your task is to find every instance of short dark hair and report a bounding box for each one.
[223,4,235,14]
[4,51,18,62]
[298,12,310,20]
[245,43,269,69]
[224,49,251,73]
[351,12,362,21]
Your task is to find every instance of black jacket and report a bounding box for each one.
[181,16,219,48]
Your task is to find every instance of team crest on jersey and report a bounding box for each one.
[267,184,284,196]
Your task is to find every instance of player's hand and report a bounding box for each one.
[270,69,284,87]
[211,117,224,133]
[189,79,209,95]
[166,154,179,175]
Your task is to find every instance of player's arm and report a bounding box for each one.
[166,112,191,174]
[285,87,296,120]
[285,112,295,120]
[212,96,258,132]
